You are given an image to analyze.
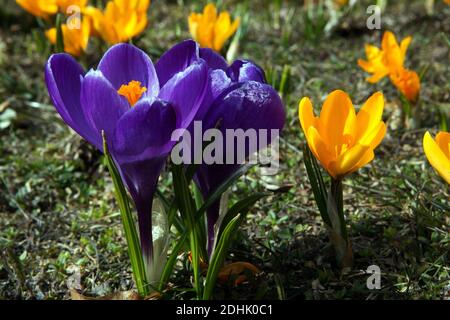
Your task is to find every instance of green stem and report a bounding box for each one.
[102,132,149,297]
[327,178,353,269]
[55,13,64,53]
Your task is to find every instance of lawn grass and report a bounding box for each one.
[0,0,449,299]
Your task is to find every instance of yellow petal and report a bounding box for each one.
[357,58,373,73]
[298,97,317,137]
[356,91,384,141]
[317,90,356,149]
[329,143,371,178]
[203,3,217,21]
[436,131,450,160]
[381,31,398,52]
[348,150,375,174]
[423,132,450,184]
[366,69,389,83]
[400,36,412,58]
[307,126,334,175]
[362,122,386,150]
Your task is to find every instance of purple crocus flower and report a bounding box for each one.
[158,40,286,256]
[45,43,209,273]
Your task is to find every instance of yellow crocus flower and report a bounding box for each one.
[423,131,450,184]
[390,68,421,103]
[358,31,411,83]
[56,0,88,13]
[16,0,58,19]
[85,0,150,45]
[188,3,240,52]
[299,90,387,179]
[46,16,90,56]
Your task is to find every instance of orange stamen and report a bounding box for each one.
[117,80,147,106]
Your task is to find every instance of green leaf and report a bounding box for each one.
[203,214,242,300]
[302,144,331,227]
[158,232,188,292]
[171,164,204,298]
[278,65,290,97]
[196,163,255,221]
[102,132,149,297]
[217,192,268,241]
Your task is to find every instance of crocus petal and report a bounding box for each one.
[423,132,450,184]
[112,97,177,164]
[80,70,129,146]
[45,54,101,149]
[203,81,285,137]
[360,122,387,150]
[209,69,232,101]
[158,61,208,131]
[227,60,266,83]
[357,58,373,73]
[199,47,228,70]
[98,43,159,97]
[298,97,317,137]
[306,126,333,172]
[329,143,371,178]
[317,90,356,148]
[356,91,384,141]
[436,132,450,160]
[400,36,412,58]
[366,70,389,83]
[349,150,375,174]
[155,40,200,87]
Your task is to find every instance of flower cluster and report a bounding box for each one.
[45,40,285,283]
[358,31,420,103]
[16,0,151,56]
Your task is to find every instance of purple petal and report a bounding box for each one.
[98,43,159,97]
[227,60,266,83]
[205,81,284,134]
[112,97,177,164]
[158,61,208,130]
[45,54,101,149]
[155,40,200,88]
[80,70,129,146]
[209,69,232,101]
[199,48,228,70]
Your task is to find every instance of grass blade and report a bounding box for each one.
[203,214,241,300]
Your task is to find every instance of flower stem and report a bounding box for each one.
[326,179,353,269]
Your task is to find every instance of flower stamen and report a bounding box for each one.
[118,80,147,106]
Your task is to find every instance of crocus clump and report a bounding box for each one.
[46,42,209,274]
[423,131,450,184]
[46,39,285,279]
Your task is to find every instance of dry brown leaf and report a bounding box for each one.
[70,289,140,300]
